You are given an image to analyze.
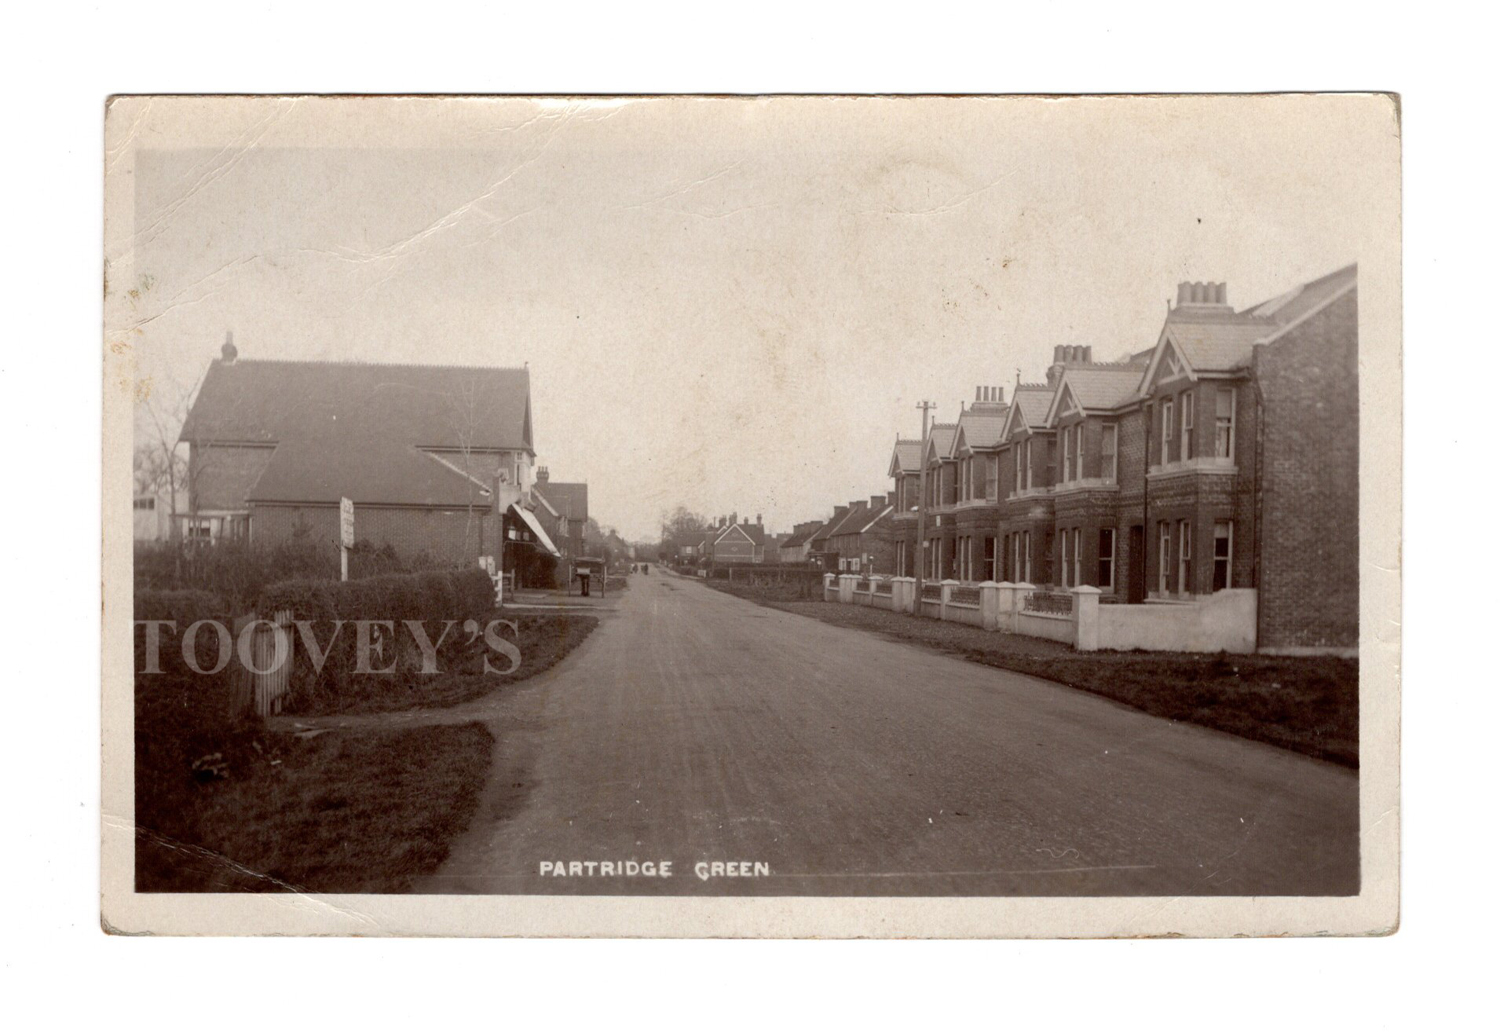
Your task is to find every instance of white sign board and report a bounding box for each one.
[340,496,354,549]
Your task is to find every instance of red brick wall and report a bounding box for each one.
[252,502,491,566]
[1254,287,1359,651]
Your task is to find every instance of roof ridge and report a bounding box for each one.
[228,358,531,373]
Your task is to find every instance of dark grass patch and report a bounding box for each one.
[136,722,493,893]
[715,587,1358,768]
[284,613,598,716]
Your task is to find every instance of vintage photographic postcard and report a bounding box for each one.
[101,94,1400,937]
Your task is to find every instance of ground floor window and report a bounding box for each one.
[1177,519,1193,596]
[1158,522,1171,594]
[983,535,996,582]
[1059,530,1070,588]
[1072,527,1082,589]
[1098,528,1115,591]
[1213,520,1233,591]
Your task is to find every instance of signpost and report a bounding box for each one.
[339,497,354,581]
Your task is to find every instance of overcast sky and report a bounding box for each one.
[119,96,1394,540]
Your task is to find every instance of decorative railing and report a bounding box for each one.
[873,580,893,594]
[855,579,871,593]
[950,585,981,605]
[1024,591,1072,615]
[920,583,943,601]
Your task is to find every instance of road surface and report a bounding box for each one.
[415,570,1358,896]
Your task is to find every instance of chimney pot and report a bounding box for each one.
[220,331,238,364]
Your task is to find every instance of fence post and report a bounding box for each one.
[838,573,857,604]
[823,573,837,601]
[891,576,915,614]
[939,579,958,622]
[979,580,1001,631]
[994,582,1015,632]
[1071,585,1102,651]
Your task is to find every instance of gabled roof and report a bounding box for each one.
[888,438,923,478]
[924,423,959,463]
[954,408,1009,451]
[840,502,894,536]
[1045,366,1144,424]
[1153,263,1359,376]
[1003,387,1056,438]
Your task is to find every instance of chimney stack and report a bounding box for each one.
[220,331,238,364]
[1175,281,1229,307]
[536,466,549,484]
[756,513,762,526]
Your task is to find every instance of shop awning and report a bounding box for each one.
[509,503,561,557]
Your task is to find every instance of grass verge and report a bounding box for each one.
[285,613,598,716]
[709,583,1358,768]
[136,722,493,893]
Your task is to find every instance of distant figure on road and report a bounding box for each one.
[643,564,649,575]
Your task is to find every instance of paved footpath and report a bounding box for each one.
[412,569,1359,896]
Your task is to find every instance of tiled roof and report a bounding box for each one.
[249,436,495,507]
[539,481,588,523]
[1244,263,1358,325]
[956,409,1009,449]
[1062,367,1144,411]
[822,502,870,539]
[183,358,534,507]
[1163,319,1277,373]
[927,423,958,460]
[780,522,823,548]
[890,439,923,474]
[1165,263,1358,373]
[181,359,532,451]
[1010,387,1056,430]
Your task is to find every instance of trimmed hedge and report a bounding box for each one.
[256,566,498,713]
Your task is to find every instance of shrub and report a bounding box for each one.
[133,589,255,851]
[255,567,500,714]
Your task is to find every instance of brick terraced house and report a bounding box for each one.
[880,264,1358,654]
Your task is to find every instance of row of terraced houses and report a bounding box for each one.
[805,264,1358,656]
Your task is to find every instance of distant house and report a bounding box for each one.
[777,520,825,564]
[132,487,179,541]
[705,514,768,564]
[826,495,897,574]
[533,467,588,570]
[176,338,561,568]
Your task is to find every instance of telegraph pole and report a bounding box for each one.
[913,400,936,606]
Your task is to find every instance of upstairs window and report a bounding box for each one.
[987,456,999,501]
[1215,388,1236,459]
[1181,391,1194,460]
[1075,423,1084,481]
[1022,440,1033,490]
[1101,425,1118,483]
[1161,399,1175,465]
[1062,426,1075,482]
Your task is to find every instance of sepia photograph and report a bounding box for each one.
[100,93,1400,936]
